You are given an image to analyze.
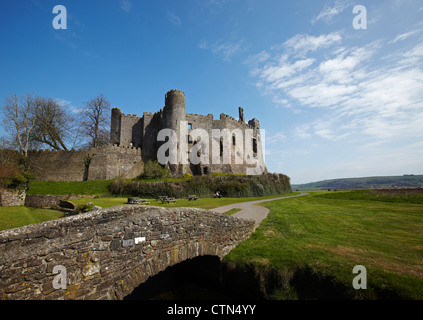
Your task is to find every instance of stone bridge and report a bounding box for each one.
[0,205,254,300]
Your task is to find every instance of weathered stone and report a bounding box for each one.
[122,239,135,248]
[110,239,121,251]
[0,205,254,300]
[0,189,26,207]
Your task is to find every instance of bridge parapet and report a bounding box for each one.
[0,205,254,300]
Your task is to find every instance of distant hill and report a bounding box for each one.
[292,175,423,191]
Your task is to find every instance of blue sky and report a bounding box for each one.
[1,0,423,184]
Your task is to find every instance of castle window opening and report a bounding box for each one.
[252,138,258,155]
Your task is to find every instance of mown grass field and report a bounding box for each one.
[0,207,63,231]
[224,190,423,299]
[27,180,113,195]
[0,193,299,231]
[70,194,299,210]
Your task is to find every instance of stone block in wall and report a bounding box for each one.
[0,189,26,207]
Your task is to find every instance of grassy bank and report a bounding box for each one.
[27,180,113,195]
[318,188,423,204]
[110,173,291,199]
[224,191,423,299]
[26,173,292,199]
[0,207,63,231]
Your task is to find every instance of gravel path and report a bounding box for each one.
[212,193,309,229]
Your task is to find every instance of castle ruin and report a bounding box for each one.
[110,89,265,176]
[1,90,265,182]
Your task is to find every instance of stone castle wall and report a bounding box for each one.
[25,145,143,182]
[27,149,87,182]
[86,145,143,181]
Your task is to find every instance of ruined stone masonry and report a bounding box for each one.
[111,89,266,177]
[0,189,26,207]
[0,205,254,300]
[0,89,265,181]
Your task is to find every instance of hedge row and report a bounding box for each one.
[109,173,292,198]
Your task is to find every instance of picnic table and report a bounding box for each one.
[188,195,198,201]
[161,197,177,204]
[127,197,150,205]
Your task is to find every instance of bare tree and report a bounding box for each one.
[81,94,111,148]
[30,97,75,151]
[1,93,38,157]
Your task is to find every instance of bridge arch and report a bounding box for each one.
[0,205,254,300]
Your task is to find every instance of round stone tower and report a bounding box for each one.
[162,89,187,175]
[163,89,186,129]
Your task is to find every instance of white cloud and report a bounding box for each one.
[199,38,245,61]
[284,32,342,56]
[392,30,420,43]
[404,42,423,58]
[260,58,315,83]
[288,82,357,108]
[311,0,352,24]
[167,11,182,26]
[120,0,132,12]
[247,27,423,148]
[267,131,287,144]
[295,124,312,139]
[55,98,84,114]
[244,50,270,71]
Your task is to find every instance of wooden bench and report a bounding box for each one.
[139,199,150,205]
[188,195,198,201]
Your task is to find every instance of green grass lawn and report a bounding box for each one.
[27,180,113,195]
[224,191,423,299]
[0,193,298,231]
[0,206,64,231]
[318,188,423,204]
[223,208,242,215]
[71,193,300,210]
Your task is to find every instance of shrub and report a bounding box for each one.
[142,160,170,179]
[110,173,292,198]
[0,164,34,191]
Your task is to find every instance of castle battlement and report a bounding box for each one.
[165,89,185,97]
